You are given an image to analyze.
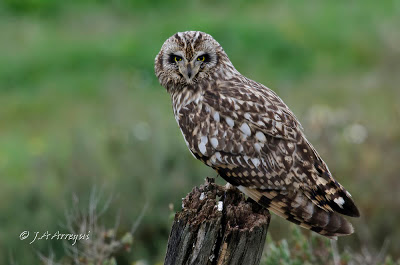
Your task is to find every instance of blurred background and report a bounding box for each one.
[0,0,399,264]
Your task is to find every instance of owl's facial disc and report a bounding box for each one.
[155,31,230,91]
[169,52,210,83]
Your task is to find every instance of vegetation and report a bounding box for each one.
[262,225,400,265]
[1,0,399,264]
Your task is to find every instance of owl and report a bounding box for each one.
[154,31,360,238]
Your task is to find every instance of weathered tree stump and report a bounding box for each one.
[164,178,270,265]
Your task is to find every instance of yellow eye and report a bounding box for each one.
[174,56,182,62]
[197,56,205,62]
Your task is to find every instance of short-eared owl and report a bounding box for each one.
[155,31,360,238]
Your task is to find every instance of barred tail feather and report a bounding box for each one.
[237,186,354,239]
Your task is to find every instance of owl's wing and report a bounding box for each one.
[206,79,304,143]
[200,80,359,218]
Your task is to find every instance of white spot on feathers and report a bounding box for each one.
[213,112,220,122]
[210,138,218,148]
[200,192,206,201]
[244,113,251,119]
[217,201,223,211]
[326,188,336,195]
[251,158,261,167]
[243,155,250,166]
[225,117,235,127]
[257,120,265,126]
[254,143,262,153]
[209,154,217,164]
[256,131,266,142]
[316,176,328,186]
[240,123,251,136]
[199,136,208,155]
[334,197,345,208]
[284,156,292,163]
[215,152,222,162]
[238,144,244,153]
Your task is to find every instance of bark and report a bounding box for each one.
[164,178,270,265]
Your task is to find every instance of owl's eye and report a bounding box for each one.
[169,54,183,64]
[197,56,205,62]
[196,54,210,63]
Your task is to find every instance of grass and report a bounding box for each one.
[0,0,399,264]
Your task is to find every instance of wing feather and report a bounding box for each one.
[198,79,359,217]
[204,79,303,142]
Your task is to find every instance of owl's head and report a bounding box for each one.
[155,31,233,92]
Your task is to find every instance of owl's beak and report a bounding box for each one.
[179,62,200,83]
[186,65,193,79]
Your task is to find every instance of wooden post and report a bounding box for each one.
[164,178,270,265]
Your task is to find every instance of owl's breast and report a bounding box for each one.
[173,97,206,157]
[174,96,242,167]
[169,87,205,157]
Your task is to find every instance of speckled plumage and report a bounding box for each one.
[155,31,360,238]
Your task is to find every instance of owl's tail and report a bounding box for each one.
[237,186,354,239]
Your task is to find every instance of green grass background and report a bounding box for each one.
[0,0,399,264]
